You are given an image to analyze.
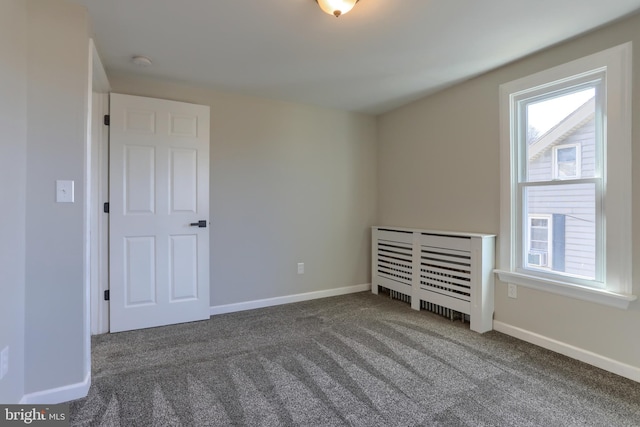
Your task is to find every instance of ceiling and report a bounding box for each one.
[75,0,640,114]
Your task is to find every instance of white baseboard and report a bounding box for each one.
[20,372,91,404]
[493,320,640,383]
[210,283,371,316]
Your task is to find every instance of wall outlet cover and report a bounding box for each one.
[56,180,75,203]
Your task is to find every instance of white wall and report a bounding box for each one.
[0,0,28,404]
[378,12,640,371]
[109,75,378,307]
[24,0,90,395]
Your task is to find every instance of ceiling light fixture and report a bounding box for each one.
[131,55,153,67]
[315,0,359,17]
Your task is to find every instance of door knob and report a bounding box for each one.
[190,220,207,228]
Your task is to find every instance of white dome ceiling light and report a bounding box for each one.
[315,0,359,17]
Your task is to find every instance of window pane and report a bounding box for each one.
[525,183,596,279]
[557,147,576,162]
[531,218,547,227]
[531,241,548,250]
[526,88,596,182]
[557,161,577,179]
[531,228,548,241]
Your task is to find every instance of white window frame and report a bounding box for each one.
[527,214,552,270]
[495,42,635,309]
[552,143,581,180]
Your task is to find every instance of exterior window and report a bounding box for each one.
[553,144,581,180]
[496,43,635,308]
[527,215,552,269]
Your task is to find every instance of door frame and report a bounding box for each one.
[88,39,110,336]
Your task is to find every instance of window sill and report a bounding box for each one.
[494,270,637,309]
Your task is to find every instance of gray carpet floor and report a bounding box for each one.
[69,292,640,426]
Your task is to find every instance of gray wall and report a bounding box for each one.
[378,12,640,368]
[0,0,27,403]
[24,0,90,394]
[109,75,378,306]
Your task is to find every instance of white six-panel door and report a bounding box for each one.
[109,93,210,332]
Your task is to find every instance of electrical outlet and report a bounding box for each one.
[0,346,8,380]
[297,263,304,274]
[508,283,518,299]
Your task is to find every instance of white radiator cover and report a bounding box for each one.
[372,226,496,333]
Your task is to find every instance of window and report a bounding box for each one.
[553,144,581,180]
[524,84,598,281]
[527,215,552,269]
[496,43,635,309]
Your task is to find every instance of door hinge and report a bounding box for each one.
[103,202,109,213]
[103,114,110,126]
[104,290,110,301]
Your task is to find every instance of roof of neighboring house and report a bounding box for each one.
[528,97,595,160]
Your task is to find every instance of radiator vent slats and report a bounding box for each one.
[421,271,470,288]
[377,241,412,286]
[420,245,471,302]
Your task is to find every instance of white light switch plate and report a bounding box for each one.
[56,180,74,203]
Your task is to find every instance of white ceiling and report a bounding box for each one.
[75,0,640,114]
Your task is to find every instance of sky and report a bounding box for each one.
[527,87,595,136]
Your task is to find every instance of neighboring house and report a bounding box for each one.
[527,97,596,278]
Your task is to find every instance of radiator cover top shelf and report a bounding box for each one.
[372,226,496,333]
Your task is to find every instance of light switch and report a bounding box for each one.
[56,180,74,203]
